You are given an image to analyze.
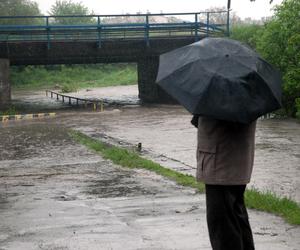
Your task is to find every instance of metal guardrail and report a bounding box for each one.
[0,11,230,48]
[46,90,104,111]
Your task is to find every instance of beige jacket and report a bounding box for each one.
[196,117,256,185]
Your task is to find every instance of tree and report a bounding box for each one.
[0,0,42,25]
[256,0,300,115]
[200,6,241,28]
[230,24,263,49]
[48,0,95,25]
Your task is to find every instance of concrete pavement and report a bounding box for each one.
[0,123,299,250]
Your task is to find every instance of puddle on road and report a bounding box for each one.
[0,124,73,160]
[84,169,157,198]
[0,122,160,201]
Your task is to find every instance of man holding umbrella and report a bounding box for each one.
[191,113,256,250]
[156,37,282,250]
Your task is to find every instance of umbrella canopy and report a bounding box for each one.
[156,37,282,124]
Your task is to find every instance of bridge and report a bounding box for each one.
[0,11,230,107]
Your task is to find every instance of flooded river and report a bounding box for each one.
[7,86,300,203]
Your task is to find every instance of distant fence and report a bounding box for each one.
[46,90,104,111]
[0,11,230,48]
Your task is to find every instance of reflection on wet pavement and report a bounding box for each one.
[0,124,75,160]
[84,169,157,198]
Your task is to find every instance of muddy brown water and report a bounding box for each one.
[7,86,300,203]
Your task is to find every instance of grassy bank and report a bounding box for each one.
[0,106,17,116]
[70,130,300,225]
[70,130,205,193]
[11,63,137,91]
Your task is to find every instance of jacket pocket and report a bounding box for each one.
[197,144,217,154]
[196,143,217,182]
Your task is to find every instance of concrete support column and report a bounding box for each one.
[137,56,175,103]
[0,59,10,109]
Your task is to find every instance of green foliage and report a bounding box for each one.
[11,64,137,90]
[230,24,263,49]
[255,0,300,115]
[283,67,300,116]
[0,0,42,25]
[0,106,17,116]
[48,0,96,25]
[295,98,300,119]
[231,0,300,117]
[61,82,79,93]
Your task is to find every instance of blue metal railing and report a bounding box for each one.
[0,11,229,48]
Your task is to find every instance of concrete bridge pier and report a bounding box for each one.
[137,56,175,103]
[0,59,10,109]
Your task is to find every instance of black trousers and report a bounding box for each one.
[205,184,255,250]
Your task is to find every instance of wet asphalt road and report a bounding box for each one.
[0,123,208,249]
[0,122,299,250]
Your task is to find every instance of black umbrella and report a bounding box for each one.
[156,37,282,124]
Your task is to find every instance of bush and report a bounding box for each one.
[11,63,137,90]
[283,68,300,115]
[61,83,79,93]
[231,1,300,117]
[256,0,300,116]
[231,24,263,49]
[0,106,17,116]
[295,98,300,119]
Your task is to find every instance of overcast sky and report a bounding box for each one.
[35,0,283,20]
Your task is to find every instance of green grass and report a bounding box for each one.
[61,82,80,93]
[70,130,300,225]
[0,106,18,116]
[69,130,205,193]
[11,64,137,91]
[245,189,300,225]
[295,98,300,120]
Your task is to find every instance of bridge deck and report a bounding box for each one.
[0,11,229,48]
